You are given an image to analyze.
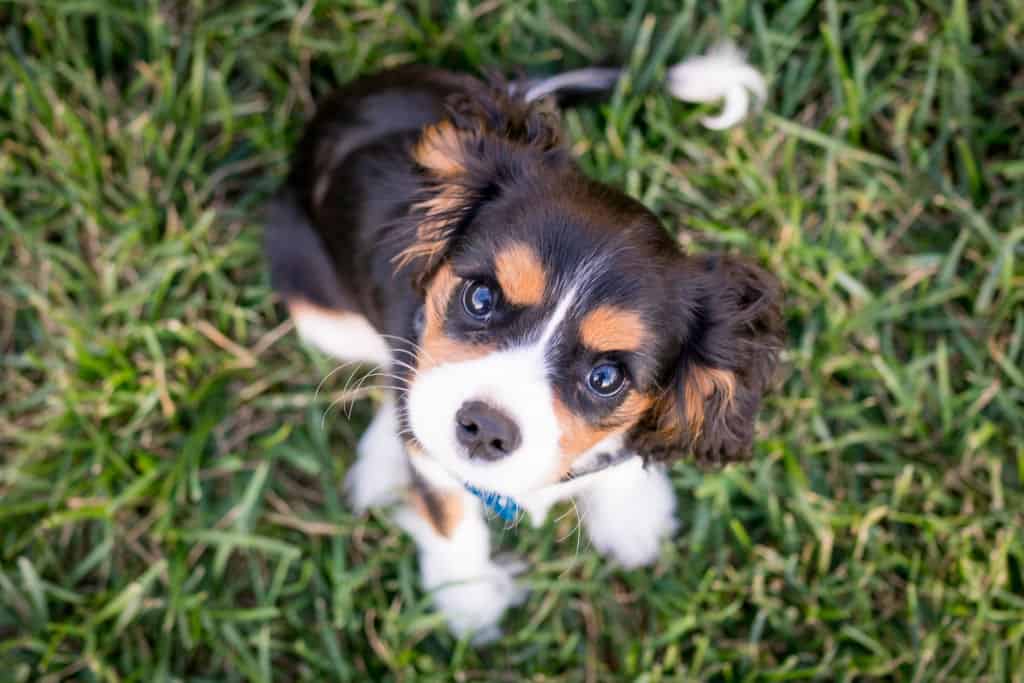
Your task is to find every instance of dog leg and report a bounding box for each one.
[394,479,528,644]
[577,457,678,569]
[344,397,410,512]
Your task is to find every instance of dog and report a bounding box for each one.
[265,49,784,642]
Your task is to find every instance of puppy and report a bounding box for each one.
[266,57,783,642]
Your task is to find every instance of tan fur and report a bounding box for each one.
[288,299,328,318]
[494,242,546,306]
[393,188,465,271]
[422,265,459,333]
[409,486,465,539]
[394,123,472,270]
[554,393,653,469]
[419,334,495,372]
[683,366,736,437]
[417,265,495,371]
[412,121,466,178]
[579,305,648,352]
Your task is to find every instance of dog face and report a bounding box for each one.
[400,84,783,498]
[406,187,673,496]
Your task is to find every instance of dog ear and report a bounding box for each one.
[394,80,567,288]
[628,255,784,467]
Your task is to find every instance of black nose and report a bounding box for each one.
[455,400,522,461]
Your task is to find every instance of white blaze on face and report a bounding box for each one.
[406,290,577,497]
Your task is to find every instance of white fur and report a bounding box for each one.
[406,291,577,498]
[345,398,410,512]
[294,253,681,643]
[576,457,678,568]
[518,433,631,525]
[291,304,392,366]
[666,41,766,130]
[521,41,765,131]
[394,489,528,643]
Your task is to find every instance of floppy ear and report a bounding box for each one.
[629,255,784,467]
[393,80,567,288]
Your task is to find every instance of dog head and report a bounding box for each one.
[398,82,784,499]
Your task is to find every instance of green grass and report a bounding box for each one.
[1,0,1022,680]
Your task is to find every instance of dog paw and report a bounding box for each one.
[492,553,530,605]
[578,461,678,569]
[428,556,530,643]
[587,512,678,569]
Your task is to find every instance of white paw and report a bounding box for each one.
[394,490,528,644]
[344,400,409,513]
[578,460,678,569]
[427,556,529,644]
[586,510,678,568]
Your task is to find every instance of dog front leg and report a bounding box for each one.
[577,457,678,569]
[344,396,411,512]
[394,474,528,644]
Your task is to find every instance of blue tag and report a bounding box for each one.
[465,483,520,522]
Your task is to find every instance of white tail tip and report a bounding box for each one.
[665,41,766,130]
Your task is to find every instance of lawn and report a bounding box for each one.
[1,0,1022,680]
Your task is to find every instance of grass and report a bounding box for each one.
[1,0,1022,680]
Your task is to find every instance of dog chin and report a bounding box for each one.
[413,436,559,500]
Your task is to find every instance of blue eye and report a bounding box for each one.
[588,362,626,397]
[463,281,497,319]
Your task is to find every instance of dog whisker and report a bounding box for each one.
[552,504,578,524]
[379,334,432,359]
[320,390,367,431]
[374,386,412,396]
[551,499,588,581]
[556,500,583,544]
[380,333,437,366]
[339,366,375,402]
[387,359,420,376]
[319,366,393,429]
[373,372,413,386]
[314,361,359,403]
[345,369,383,419]
[271,50,779,640]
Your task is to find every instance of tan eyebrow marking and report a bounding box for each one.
[494,242,546,306]
[579,305,648,352]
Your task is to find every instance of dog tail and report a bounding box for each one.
[517,41,765,131]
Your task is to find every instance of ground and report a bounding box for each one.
[1,1,1023,681]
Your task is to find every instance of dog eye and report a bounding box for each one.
[587,362,626,397]
[462,281,497,320]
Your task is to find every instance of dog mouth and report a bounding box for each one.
[407,444,532,519]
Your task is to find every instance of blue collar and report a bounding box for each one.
[463,451,637,522]
[464,483,520,521]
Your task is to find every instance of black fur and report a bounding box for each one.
[267,66,784,466]
[626,256,785,466]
